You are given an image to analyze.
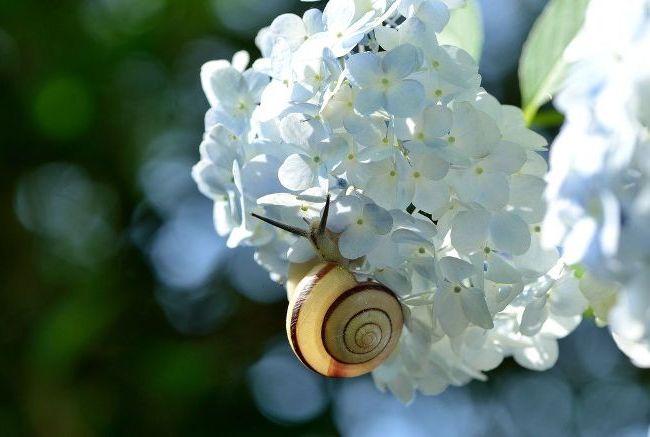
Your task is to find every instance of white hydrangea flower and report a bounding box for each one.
[346,44,425,117]
[543,0,650,367]
[193,0,574,400]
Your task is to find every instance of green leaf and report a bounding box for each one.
[530,109,565,129]
[438,0,483,62]
[519,0,590,125]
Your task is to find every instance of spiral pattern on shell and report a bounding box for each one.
[286,262,403,378]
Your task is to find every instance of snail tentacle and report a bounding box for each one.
[250,212,309,238]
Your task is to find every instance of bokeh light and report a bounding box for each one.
[32,77,94,141]
[148,197,225,289]
[0,27,18,76]
[228,247,286,303]
[210,0,296,36]
[14,162,118,266]
[80,0,167,44]
[248,343,329,423]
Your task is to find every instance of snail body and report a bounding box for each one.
[253,195,403,378]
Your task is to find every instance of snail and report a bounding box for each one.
[252,195,404,377]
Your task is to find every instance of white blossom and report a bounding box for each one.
[346,44,425,117]
[192,0,573,400]
[543,0,650,368]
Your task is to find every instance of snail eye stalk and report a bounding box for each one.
[318,194,331,235]
[251,213,309,238]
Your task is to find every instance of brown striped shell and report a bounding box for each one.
[286,262,403,378]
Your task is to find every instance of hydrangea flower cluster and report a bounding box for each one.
[543,0,650,368]
[193,0,586,401]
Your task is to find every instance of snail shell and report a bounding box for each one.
[286,262,403,378]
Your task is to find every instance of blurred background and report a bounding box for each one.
[1,0,649,435]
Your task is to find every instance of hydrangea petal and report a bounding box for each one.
[513,233,560,277]
[421,105,452,138]
[201,62,243,108]
[436,287,468,337]
[364,170,406,209]
[509,175,546,223]
[454,171,509,211]
[303,8,324,34]
[288,237,318,263]
[339,224,375,259]
[513,337,559,371]
[412,180,450,218]
[485,254,522,284]
[520,297,549,336]
[322,0,355,33]
[385,79,425,117]
[439,256,475,282]
[346,52,382,87]
[355,88,385,115]
[279,113,321,147]
[548,276,588,318]
[416,0,450,32]
[460,288,494,329]
[374,25,400,50]
[278,154,315,191]
[270,14,307,50]
[328,195,362,231]
[382,44,421,79]
[433,289,469,337]
[451,209,489,254]
[363,203,393,235]
[411,150,449,180]
[489,211,531,255]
